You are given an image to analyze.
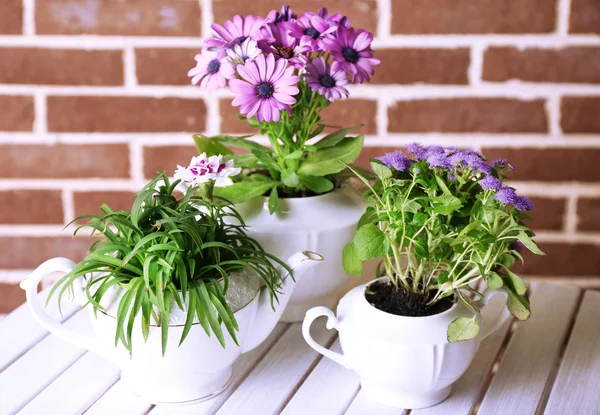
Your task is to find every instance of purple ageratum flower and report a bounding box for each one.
[260,23,307,69]
[511,241,524,253]
[479,175,502,190]
[406,143,427,160]
[376,150,413,172]
[229,53,300,122]
[285,12,336,51]
[305,57,349,102]
[514,195,534,212]
[425,150,452,169]
[188,48,235,91]
[494,186,517,206]
[323,26,380,83]
[210,15,271,48]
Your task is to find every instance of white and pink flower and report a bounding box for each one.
[175,154,241,187]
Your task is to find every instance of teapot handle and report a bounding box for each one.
[480,290,512,340]
[302,306,352,370]
[20,258,105,357]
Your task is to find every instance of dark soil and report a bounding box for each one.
[365,280,454,317]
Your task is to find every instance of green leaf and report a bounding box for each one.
[358,206,378,228]
[281,171,300,188]
[517,232,545,256]
[435,175,452,196]
[432,194,463,215]
[506,288,531,320]
[193,135,233,156]
[298,135,364,176]
[342,241,363,277]
[487,272,504,290]
[505,269,528,295]
[212,135,269,153]
[447,317,480,342]
[354,224,388,261]
[313,125,360,149]
[268,187,279,215]
[298,175,334,193]
[403,199,421,214]
[214,180,277,204]
[284,150,303,160]
[225,154,261,169]
[371,159,392,179]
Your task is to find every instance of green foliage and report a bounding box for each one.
[194,82,365,210]
[344,148,545,342]
[48,173,290,355]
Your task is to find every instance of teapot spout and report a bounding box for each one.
[241,250,324,353]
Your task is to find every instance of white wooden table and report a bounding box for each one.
[1,282,599,415]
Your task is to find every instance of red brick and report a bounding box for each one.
[36,0,201,36]
[0,144,130,179]
[577,198,600,232]
[0,237,93,269]
[561,97,600,134]
[0,190,64,224]
[525,197,566,232]
[0,48,123,86]
[513,243,600,277]
[388,99,548,133]
[220,99,377,135]
[0,283,25,314]
[47,96,206,133]
[213,0,378,33]
[143,145,197,179]
[0,0,22,34]
[74,191,135,218]
[482,148,600,182]
[136,48,197,85]
[372,49,469,85]
[391,0,555,34]
[483,47,600,84]
[570,0,600,34]
[0,95,34,131]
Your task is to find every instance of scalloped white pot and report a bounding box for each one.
[236,187,365,322]
[303,277,511,409]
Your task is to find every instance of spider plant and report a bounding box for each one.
[48,173,290,355]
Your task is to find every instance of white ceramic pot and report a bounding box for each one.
[302,277,511,409]
[236,186,365,322]
[21,251,323,405]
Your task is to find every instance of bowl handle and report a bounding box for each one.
[480,290,511,340]
[302,306,352,370]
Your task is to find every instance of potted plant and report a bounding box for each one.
[302,144,545,409]
[188,5,380,321]
[20,155,323,405]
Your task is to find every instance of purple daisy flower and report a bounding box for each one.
[376,150,413,172]
[210,15,270,48]
[318,7,350,27]
[260,23,307,69]
[407,143,427,160]
[323,26,380,83]
[188,48,235,91]
[267,5,298,24]
[479,175,502,190]
[305,57,349,102]
[285,12,336,51]
[229,53,300,123]
[494,186,517,206]
[514,195,534,212]
[226,38,262,65]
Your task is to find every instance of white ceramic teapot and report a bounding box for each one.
[21,250,323,405]
[303,277,510,409]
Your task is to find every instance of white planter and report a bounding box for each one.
[236,186,365,322]
[302,277,511,409]
[21,251,323,405]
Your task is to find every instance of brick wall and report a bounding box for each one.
[1,0,600,315]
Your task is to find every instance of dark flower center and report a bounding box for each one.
[319,74,336,88]
[276,46,294,59]
[207,59,221,74]
[237,36,248,43]
[342,47,359,63]
[257,82,275,98]
[304,27,320,39]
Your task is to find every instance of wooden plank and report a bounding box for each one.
[544,290,600,414]
[344,390,408,415]
[149,323,290,415]
[281,340,360,415]
[477,283,580,415]
[85,380,152,415]
[212,321,336,415]
[0,311,90,415]
[18,352,120,415]
[0,288,79,372]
